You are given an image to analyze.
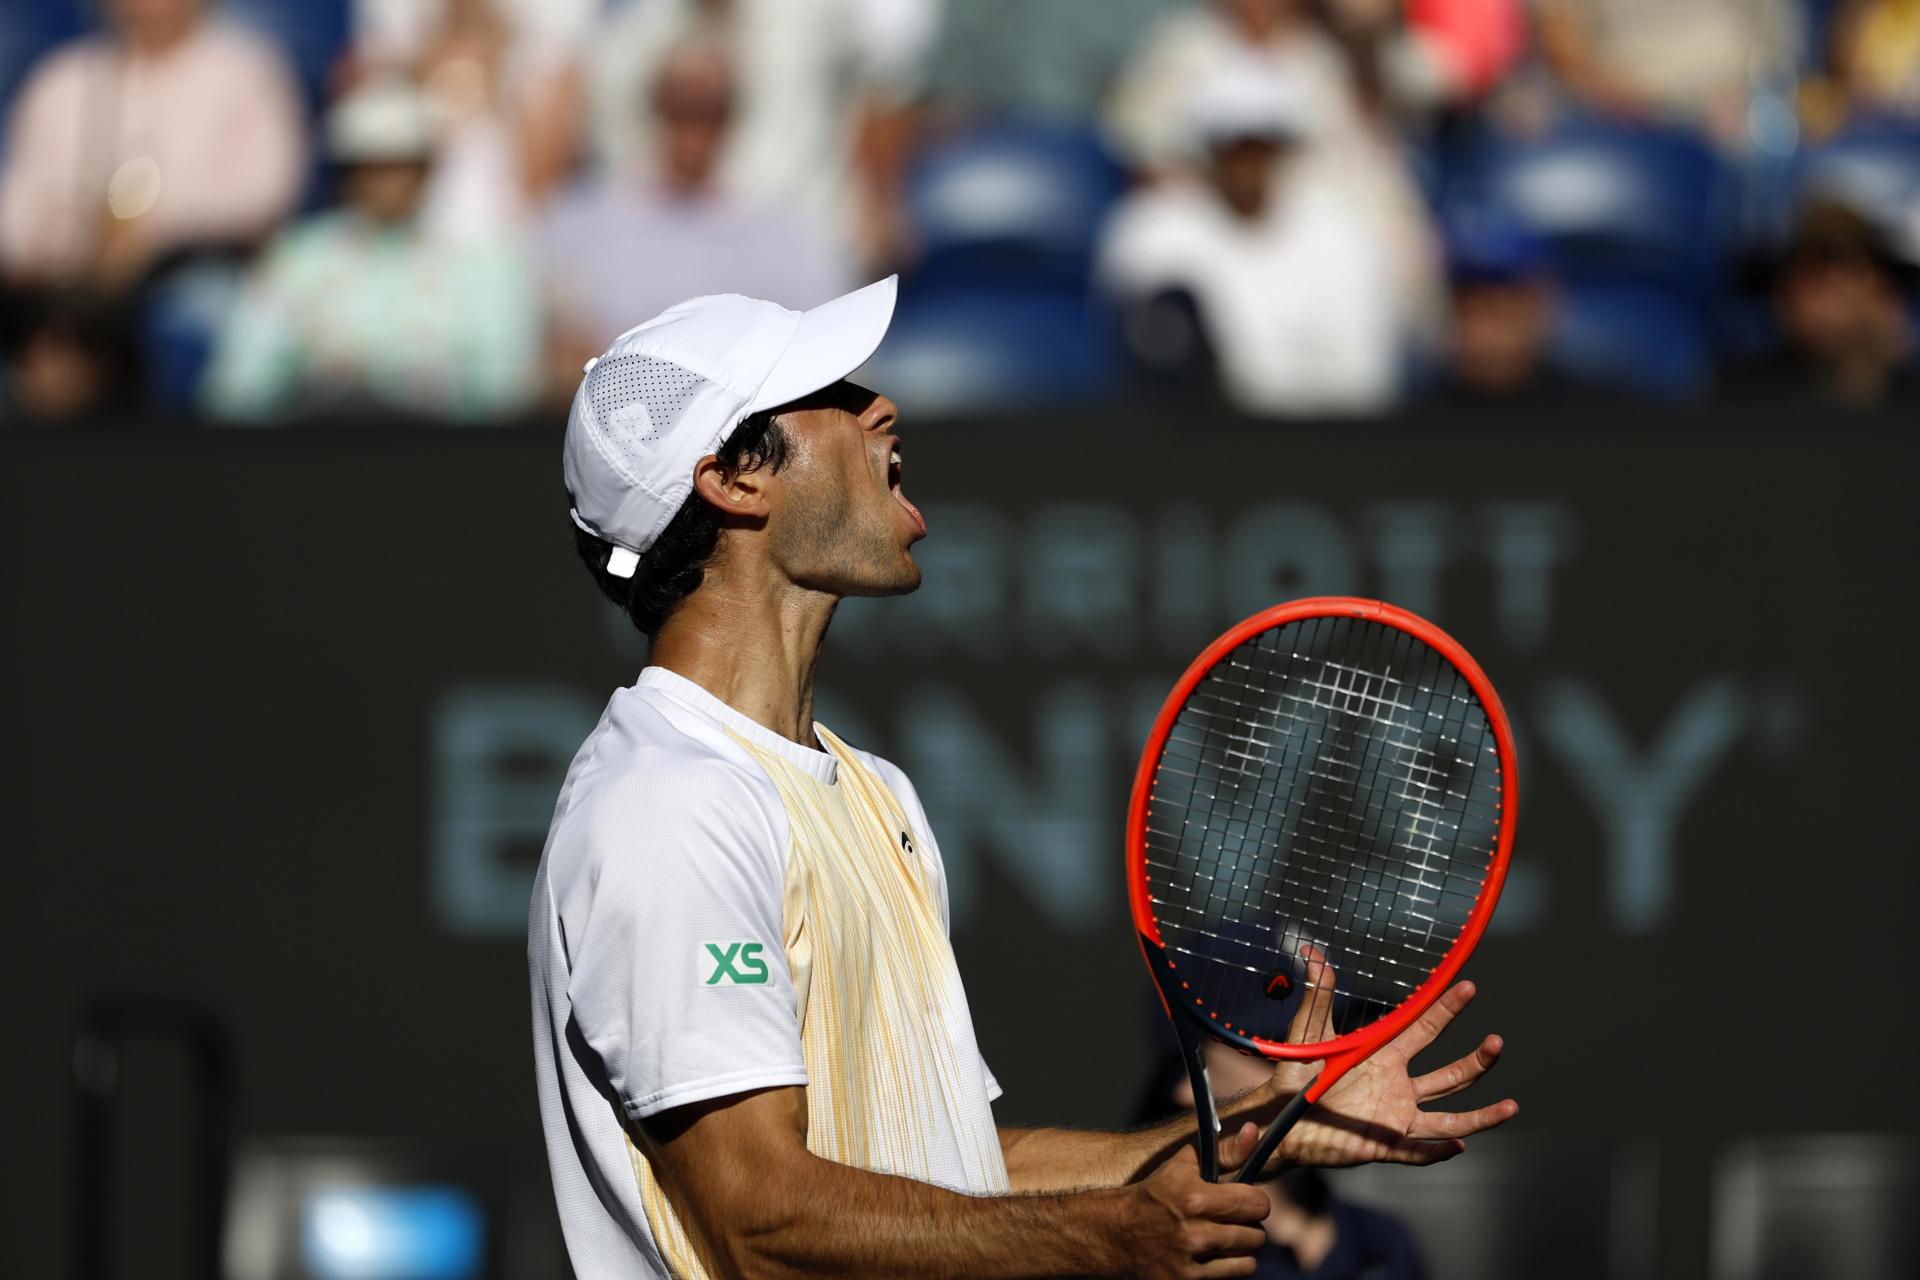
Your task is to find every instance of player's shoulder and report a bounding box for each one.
[553,685,789,878]
[596,682,783,806]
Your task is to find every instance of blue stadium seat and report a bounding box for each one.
[1552,282,1712,399]
[221,0,350,110]
[859,284,1121,418]
[1441,118,1732,297]
[0,0,87,128]
[1435,118,1729,396]
[1786,120,1920,236]
[136,260,249,414]
[887,122,1129,414]
[905,121,1128,289]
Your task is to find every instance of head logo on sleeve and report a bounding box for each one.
[700,941,770,986]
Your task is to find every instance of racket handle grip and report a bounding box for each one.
[1235,1084,1315,1184]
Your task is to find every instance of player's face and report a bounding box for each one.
[763,381,925,598]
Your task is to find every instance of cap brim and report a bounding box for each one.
[749,275,898,414]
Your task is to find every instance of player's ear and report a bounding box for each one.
[692,454,774,522]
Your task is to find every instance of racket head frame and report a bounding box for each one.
[1129,597,1519,1118]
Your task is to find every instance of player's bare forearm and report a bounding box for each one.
[642,1084,1272,1279]
[712,1153,1136,1278]
[998,1080,1293,1191]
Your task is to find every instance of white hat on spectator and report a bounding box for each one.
[326,77,438,164]
[1185,57,1313,147]
[565,276,900,578]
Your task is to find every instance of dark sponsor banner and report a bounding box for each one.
[2,416,1914,1271]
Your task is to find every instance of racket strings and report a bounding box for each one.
[1143,616,1504,1047]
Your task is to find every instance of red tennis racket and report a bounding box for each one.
[1129,597,1517,1182]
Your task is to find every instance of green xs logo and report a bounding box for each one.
[701,941,770,986]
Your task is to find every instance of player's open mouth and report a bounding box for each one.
[888,443,926,536]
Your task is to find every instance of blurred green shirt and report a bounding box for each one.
[204,212,540,424]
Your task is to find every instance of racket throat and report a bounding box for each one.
[1237,1080,1318,1184]
[1177,1021,1224,1182]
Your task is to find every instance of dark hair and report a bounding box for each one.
[572,410,789,636]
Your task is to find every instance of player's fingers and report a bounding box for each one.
[1399,979,1476,1054]
[1190,1222,1269,1258]
[1407,1098,1519,1141]
[1195,1256,1259,1279]
[1412,1034,1504,1100]
[1215,1121,1261,1171]
[1194,1183,1274,1226]
[1285,944,1337,1045]
[1385,1137,1467,1165]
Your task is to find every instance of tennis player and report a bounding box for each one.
[528,277,1516,1279]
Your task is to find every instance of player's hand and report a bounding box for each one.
[1125,1126,1271,1279]
[1265,948,1518,1170]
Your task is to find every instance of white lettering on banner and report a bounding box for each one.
[897,682,1113,929]
[1364,502,1454,622]
[1536,678,1749,933]
[430,676,1796,938]
[1481,503,1580,655]
[828,500,1580,658]
[1153,504,1215,655]
[426,500,1796,939]
[1024,505,1140,657]
[1222,503,1358,622]
[431,685,598,934]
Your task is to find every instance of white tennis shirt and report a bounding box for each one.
[529,667,1007,1279]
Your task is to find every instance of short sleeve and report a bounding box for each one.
[555,758,808,1121]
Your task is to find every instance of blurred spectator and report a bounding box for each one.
[0,0,305,290]
[1106,2,1441,351]
[1105,0,1365,174]
[922,0,1178,121]
[202,78,539,423]
[1,287,139,423]
[1817,0,1920,121]
[537,39,852,391]
[1728,198,1920,408]
[1166,1041,1430,1280]
[348,0,588,241]
[1398,0,1531,106]
[1098,66,1410,415]
[1431,213,1572,406]
[1103,0,1515,148]
[1535,0,1798,147]
[587,0,941,266]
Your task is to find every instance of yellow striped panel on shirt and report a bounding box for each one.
[628,728,1007,1277]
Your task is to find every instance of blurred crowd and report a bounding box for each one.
[2,0,1918,425]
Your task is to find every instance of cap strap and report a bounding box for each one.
[568,506,643,579]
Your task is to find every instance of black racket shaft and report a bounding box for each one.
[1157,955,1318,1184]
[1236,1087,1314,1184]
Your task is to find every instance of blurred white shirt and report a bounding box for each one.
[538,180,853,349]
[0,21,305,279]
[588,0,940,249]
[1103,5,1359,175]
[1098,171,1405,415]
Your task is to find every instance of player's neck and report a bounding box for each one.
[647,571,837,750]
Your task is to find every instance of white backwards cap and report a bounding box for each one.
[564,276,899,577]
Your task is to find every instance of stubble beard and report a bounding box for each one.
[780,476,919,599]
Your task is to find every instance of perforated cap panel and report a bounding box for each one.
[584,356,712,470]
